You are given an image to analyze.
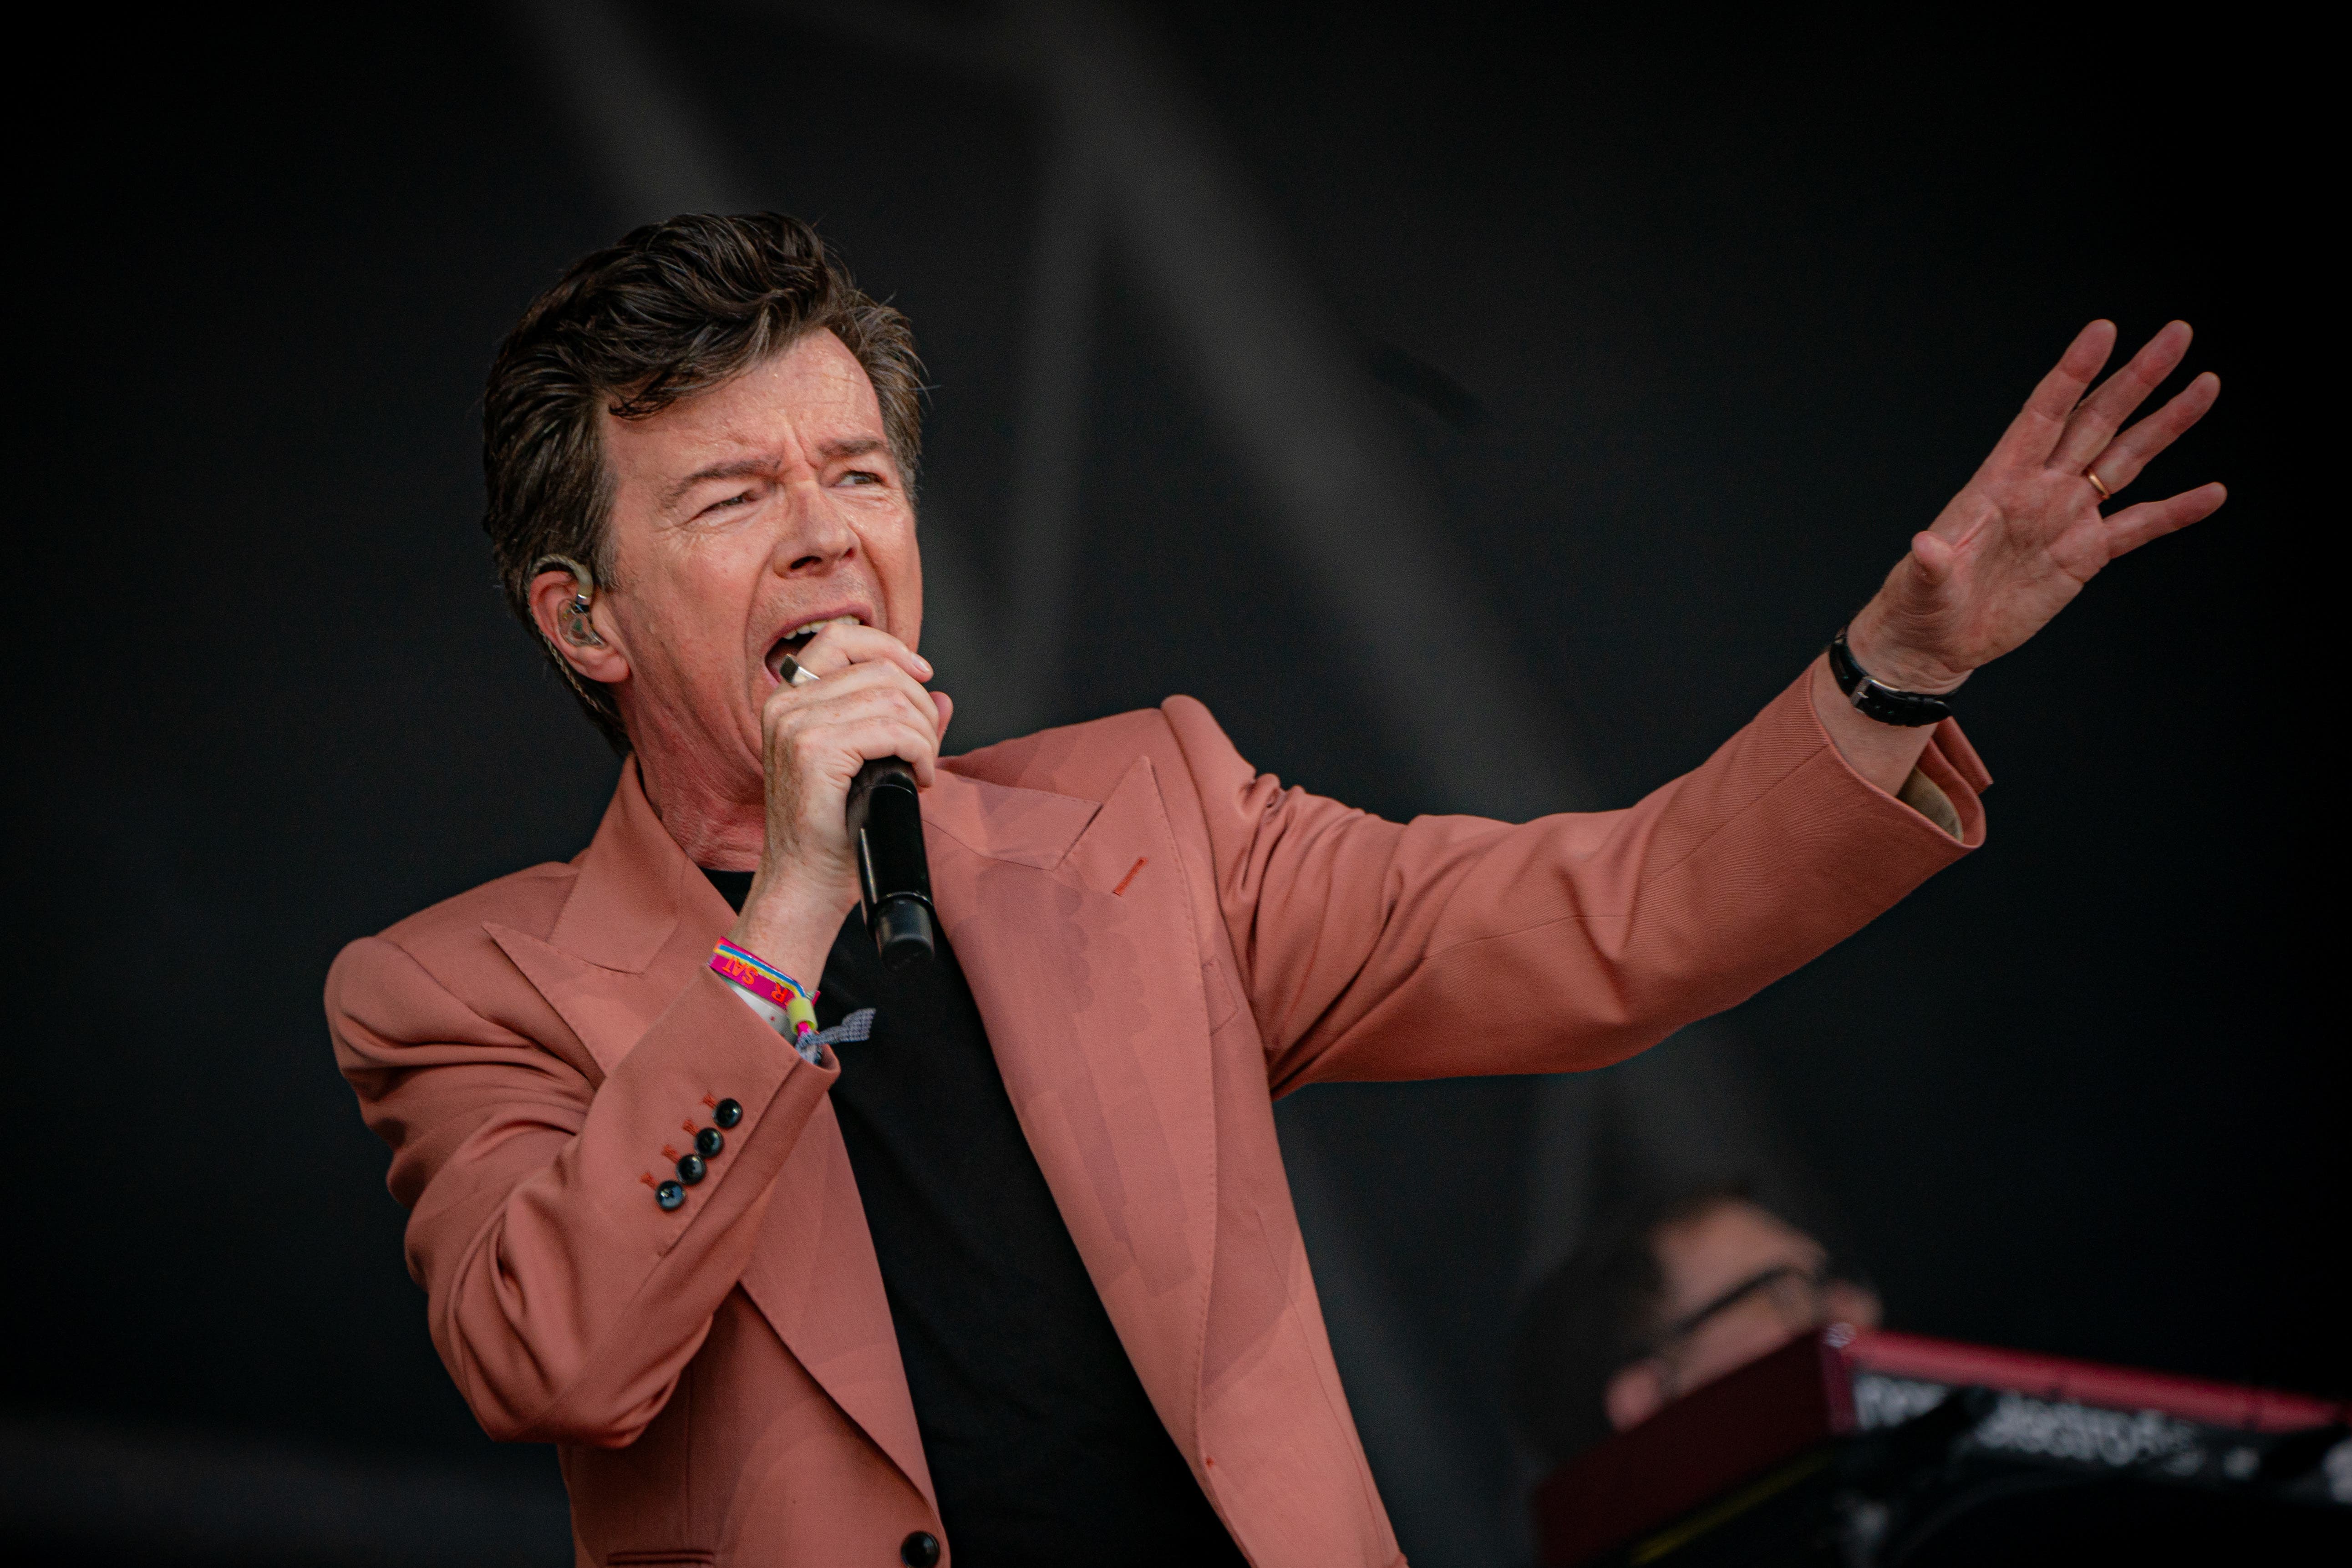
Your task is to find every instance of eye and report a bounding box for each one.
[696,489,757,518]
[838,468,886,488]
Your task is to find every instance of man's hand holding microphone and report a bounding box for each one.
[727,619,951,991]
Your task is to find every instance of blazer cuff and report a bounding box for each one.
[584,968,839,1255]
[1800,654,1991,848]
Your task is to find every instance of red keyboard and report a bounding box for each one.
[1531,1328,2349,1566]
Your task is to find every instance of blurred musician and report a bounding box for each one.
[1512,1185,2352,1563]
[1512,1184,1880,1466]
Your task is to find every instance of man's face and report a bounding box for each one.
[593,330,920,799]
[1604,1200,1882,1431]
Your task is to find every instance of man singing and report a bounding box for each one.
[326,213,2222,1567]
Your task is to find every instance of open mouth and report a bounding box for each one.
[765,614,865,682]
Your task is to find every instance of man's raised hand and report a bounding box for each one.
[1847,320,2225,693]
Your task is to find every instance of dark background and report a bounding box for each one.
[6,4,2326,1563]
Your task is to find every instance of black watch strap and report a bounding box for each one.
[1827,628,1952,728]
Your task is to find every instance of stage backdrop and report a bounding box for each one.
[5,5,2323,1565]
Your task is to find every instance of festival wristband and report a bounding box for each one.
[716,977,829,1066]
[710,941,823,1054]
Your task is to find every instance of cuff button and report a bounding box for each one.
[654,1180,686,1212]
[676,1153,707,1185]
[695,1127,725,1158]
[712,1098,743,1129]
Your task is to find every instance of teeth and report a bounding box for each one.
[782,615,864,645]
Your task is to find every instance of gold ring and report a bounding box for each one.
[2086,470,2112,502]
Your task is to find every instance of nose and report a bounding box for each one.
[772,474,859,578]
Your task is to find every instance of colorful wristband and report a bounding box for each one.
[711,941,821,1044]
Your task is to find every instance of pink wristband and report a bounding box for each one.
[711,941,820,1040]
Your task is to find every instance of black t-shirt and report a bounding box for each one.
[705,872,1247,1568]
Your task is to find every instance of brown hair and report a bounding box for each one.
[1508,1182,1756,1464]
[481,213,924,750]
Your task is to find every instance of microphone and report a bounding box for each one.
[844,756,938,971]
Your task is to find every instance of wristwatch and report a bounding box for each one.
[1827,627,1953,727]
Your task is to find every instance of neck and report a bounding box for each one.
[630,733,766,873]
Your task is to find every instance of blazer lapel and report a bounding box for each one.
[925,762,1222,1461]
[483,760,936,1502]
[734,1096,938,1509]
[485,759,697,1078]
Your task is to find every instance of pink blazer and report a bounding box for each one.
[326,666,1986,1567]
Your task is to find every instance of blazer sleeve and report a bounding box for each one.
[325,939,838,1447]
[1163,658,1991,1091]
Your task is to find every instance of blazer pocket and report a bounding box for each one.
[608,1553,716,1566]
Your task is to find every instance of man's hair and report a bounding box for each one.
[1508,1181,1755,1466]
[480,213,924,750]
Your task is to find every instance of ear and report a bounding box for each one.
[528,568,630,688]
[1826,1280,1883,1333]
[1605,1359,1669,1432]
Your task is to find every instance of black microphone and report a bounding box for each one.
[844,757,938,971]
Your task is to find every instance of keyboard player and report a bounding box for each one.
[1511,1184,1880,1468]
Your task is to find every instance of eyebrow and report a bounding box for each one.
[661,438,891,510]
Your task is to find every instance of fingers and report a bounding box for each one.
[772,659,942,743]
[765,658,945,781]
[789,620,932,685]
[2050,320,2194,473]
[747,623,944,897]
[2084,372,2220,496]
[1877,530,1956,623]
[767,701,945,805]
[1908,529,1956,587]
[1985,320,2117,472]
[2102,482,2227,558]
[761,620,945,781]
[818,707,949,787]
